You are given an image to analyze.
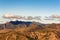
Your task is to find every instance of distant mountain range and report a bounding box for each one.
[0,20,44,30]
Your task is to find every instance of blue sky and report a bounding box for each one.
[0,0,60,18]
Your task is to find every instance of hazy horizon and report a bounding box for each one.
[0,0,60,23]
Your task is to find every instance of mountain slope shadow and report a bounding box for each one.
[10,20,32,26]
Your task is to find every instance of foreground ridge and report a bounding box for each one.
[0,21,60,40]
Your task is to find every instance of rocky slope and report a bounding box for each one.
[0,21,60,40]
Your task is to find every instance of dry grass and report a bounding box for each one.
[0,23,60,40]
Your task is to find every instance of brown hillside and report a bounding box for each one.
[0,22,60,40]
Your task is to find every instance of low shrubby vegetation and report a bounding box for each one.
[0,21,60,40]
